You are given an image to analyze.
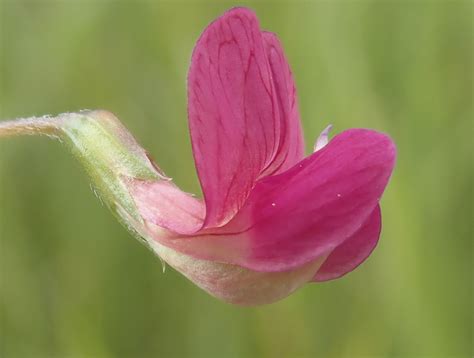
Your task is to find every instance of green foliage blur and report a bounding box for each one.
[0,1,472,357]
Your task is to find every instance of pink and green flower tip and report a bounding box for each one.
[0,8,396,306]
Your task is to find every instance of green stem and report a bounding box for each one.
[0,115,65,138]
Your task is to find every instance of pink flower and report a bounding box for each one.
[0,7,395,306]
[128,7,396,304]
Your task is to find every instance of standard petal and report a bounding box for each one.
[260,32,305,176]
[313,205,381,282]
[188,8,282,228]
[145,129,396,273]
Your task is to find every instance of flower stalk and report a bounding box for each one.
[0,115,64,138]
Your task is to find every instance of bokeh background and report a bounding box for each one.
[0,1,472,357]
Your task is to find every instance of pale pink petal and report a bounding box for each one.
[129,179,205,234]
[147,238,327,306]
[188,8,283,228]
[143,129,396,273]
[116,204,327,306]
[260,31,305,176]
[313,204,381,282]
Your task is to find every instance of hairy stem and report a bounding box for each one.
[0,115,66,138]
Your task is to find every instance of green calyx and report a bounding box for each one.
[0,110,163,226]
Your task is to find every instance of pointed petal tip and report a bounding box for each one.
[314,124,334,152]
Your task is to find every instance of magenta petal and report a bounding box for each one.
[228,129,395,271]
[188,8,284,228]
[313,204,381,282]
[148,129,395,273]
[260,32,305,176]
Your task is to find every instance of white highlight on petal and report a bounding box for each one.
[313,124,333,152]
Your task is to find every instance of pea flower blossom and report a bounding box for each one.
[0,8,395,305]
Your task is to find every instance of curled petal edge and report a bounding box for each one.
[313,204,382,282]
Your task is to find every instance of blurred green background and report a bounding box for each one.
[0,1,472,357]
